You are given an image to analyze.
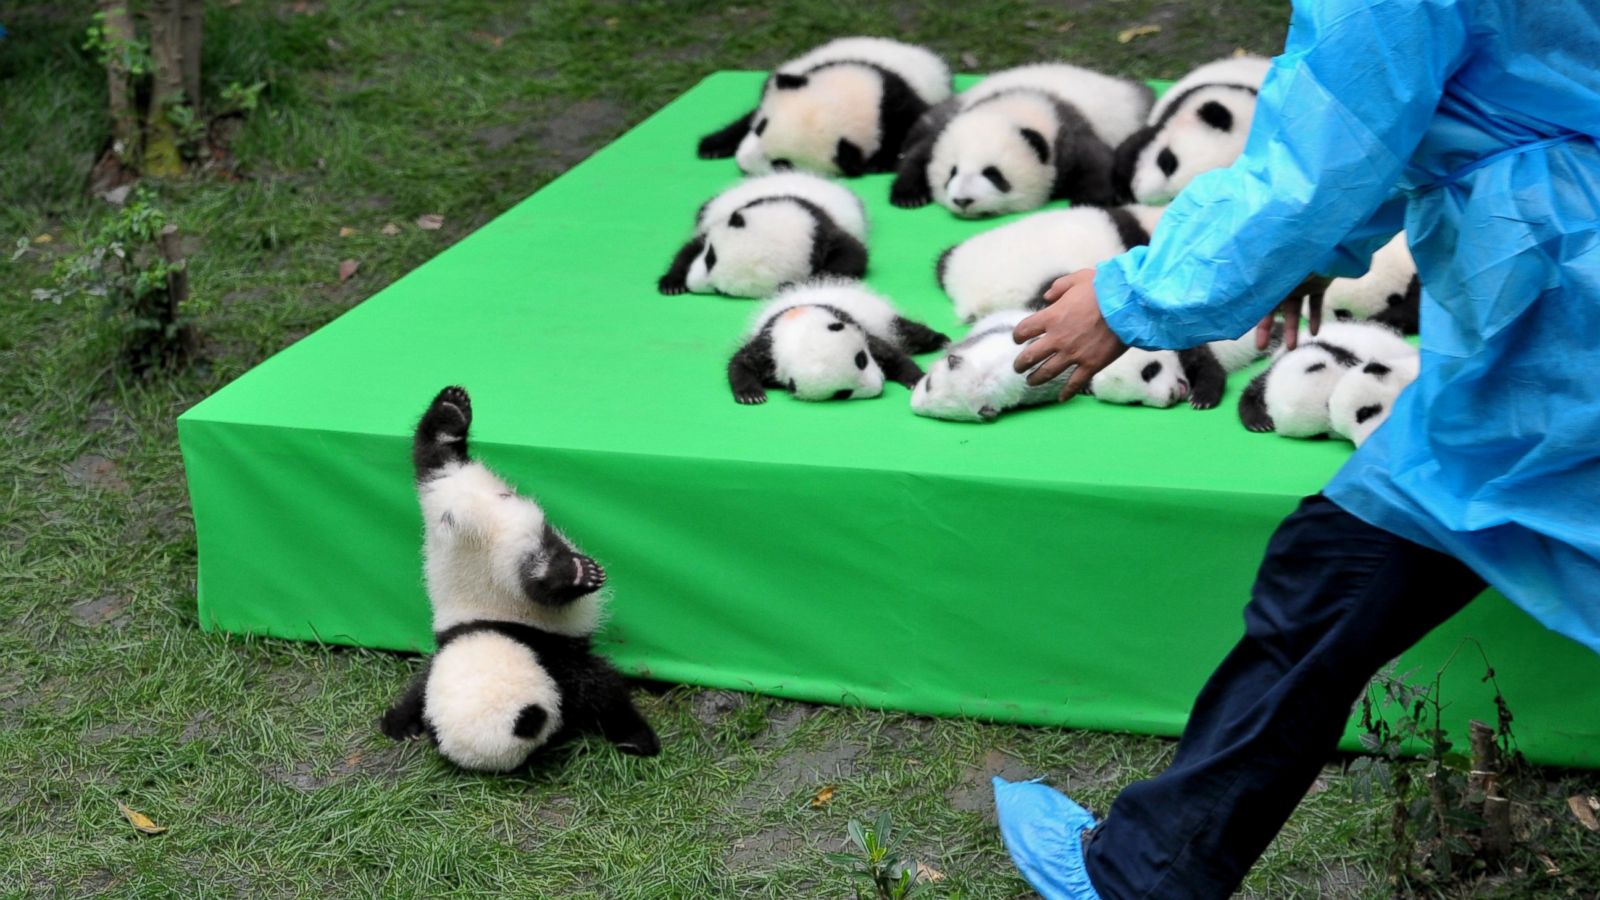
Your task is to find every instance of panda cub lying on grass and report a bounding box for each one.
[380,387,658,772]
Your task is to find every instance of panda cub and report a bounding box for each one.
[1238,321,1416,437]
[1088,333,1265,410]
[936,204,1166,323]
[911,309,1068,423]
[1318,234,1421,335]
[1113,55,1272,204]
[1329,355,1421,446]
[698,37,952,177]
[380,387,659,772]
[892,63,1153,216]
[728,279,947,404]
[658,172,869,298]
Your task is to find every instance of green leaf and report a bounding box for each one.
[847,819,867,853]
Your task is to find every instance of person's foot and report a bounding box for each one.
[993,777,1103,899]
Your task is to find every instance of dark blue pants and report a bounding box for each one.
[1084,495,1486,899]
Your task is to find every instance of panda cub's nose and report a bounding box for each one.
[953,197,974,209]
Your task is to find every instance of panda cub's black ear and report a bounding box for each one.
[1020,128,1050,164]
[834,138,865,177]
[774,73,809,90]
[1197,100,1234,132]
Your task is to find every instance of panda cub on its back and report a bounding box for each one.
[892,63,1152,217]
[697,37,952,177]
[658,172,868,299]
[380,387,658,772]
[1114,55,1271,204]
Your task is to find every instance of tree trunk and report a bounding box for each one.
[99,1,141,171]
[142,0,187,177]
[178,0,203,118]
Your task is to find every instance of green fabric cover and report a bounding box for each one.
[178,72,1600,768]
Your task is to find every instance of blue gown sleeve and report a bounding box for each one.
[1095,0,1473,350]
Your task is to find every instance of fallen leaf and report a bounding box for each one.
[1117,24,1162,43]
[1537,852,1560,876]
[811,785,836,808]
[1056,21,1076,33]
[118,802,167,835]
[32,234,53,244]
[915,862,945,882]
[101,184,133,206]
[415,214,444,231]
[342,750,365,770]
[471,31,504,48]
[1569,795,1600,831]
[960,51,979,69]
[381,223,401,236]
[603,16,619,27]
[338,259,360,282]
[338,226,357,237]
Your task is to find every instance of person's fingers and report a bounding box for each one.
[1013,310,1048,344]
[1024,348,1075,386]
[1041,274,1074,303]
[1012,338,1055,374]
[1255,314,1274,351]
[1306,289,1324,336]
[1058,364,1095,402]
[1282,302,1301,351]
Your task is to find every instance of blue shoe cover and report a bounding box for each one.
[993,777,1103,900]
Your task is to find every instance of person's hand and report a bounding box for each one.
[1012,268,1126,402]
[1257,273,1333,351]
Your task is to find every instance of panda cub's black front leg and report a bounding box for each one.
[519,525,606,605]
[658,235,704,296]
[889,140,936,208]
[379,668,431,741]
[867,334,925,389]
[585,663,660,757]
[697,110,754,159]
[892,317,949,354]
[413,386,472,479]
[1178,346,1229,410]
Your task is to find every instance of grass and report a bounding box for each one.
[2,0,1598,896]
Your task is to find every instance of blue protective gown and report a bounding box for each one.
[1096,0,1600,657]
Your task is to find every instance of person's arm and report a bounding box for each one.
[1096,0,1472,351]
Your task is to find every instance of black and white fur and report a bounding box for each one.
[1113,56,1271,204]
[1316,233,1421,335]
[658,172,869,298]
[892,63,1153,216]
[728,279,947,404]
[380,387,658,771]
[1329,354,1420,446]
[937,204,1166,323]
[910,309,1067,423]
[1088,333,1266,410]
[1238,321,1416,437]
[698,37,951,177]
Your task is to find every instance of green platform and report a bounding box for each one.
[178,72,1600,768]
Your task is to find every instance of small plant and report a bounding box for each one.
[32,189,196,373]
[218,80,268,117]
[1349,641,1523,891]
[825,811,926,900]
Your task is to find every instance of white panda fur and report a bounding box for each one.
[697,38,952,177]
[892,63,1153,217]
[728,279,947,404]
[1329,355,1421,446]
[1089,349,1190,407]
[911,310,1068,423]
[1315,233,1421,334]
[937,204,1166,323]
[659,173,869,298]
[1238,321,1417,437]
[381,387,658,772]
[1115,55,1271,204]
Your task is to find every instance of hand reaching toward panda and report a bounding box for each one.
[1013,268,1127,402]
[1257,274,1332,351]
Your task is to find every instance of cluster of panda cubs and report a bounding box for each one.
[380,387,658,773]
[1239,321,1420,445]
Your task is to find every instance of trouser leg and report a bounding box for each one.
[1084,495,1486,899]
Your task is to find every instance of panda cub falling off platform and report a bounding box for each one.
[380,387,658,772]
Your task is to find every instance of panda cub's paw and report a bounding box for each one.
[413,386,474,477]
[523,547,607,605]
[658,275,689,296]
[571,554,607,595]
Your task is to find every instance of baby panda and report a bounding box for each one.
[1238,321,1416,437]
[892,63,1153,216]
[1329,355,1421,446]
[658,172,869,298]
[1318,234,1421,334]
[728,279,947,404]
[1114,55,1272,204]
[1087,333,1265,410]
[698,37,952,177]
[937,204,1166,323]
[911,309,1068,423]
[380,387,658,772]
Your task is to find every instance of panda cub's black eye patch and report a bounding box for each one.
[754,119,768,136]
[1140,361,1163,382]
[729,212,745,228]
[1157,148,1178,177]
[949,165,958,181]
[771,159,793,171]
[1355,404,1384,424]
[704,245,717,271]
[982,166,1011,192]
[854,350,868,370]
[1334,309,1353,321]
[827,321,845,332]
[1305,362,1327,373]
